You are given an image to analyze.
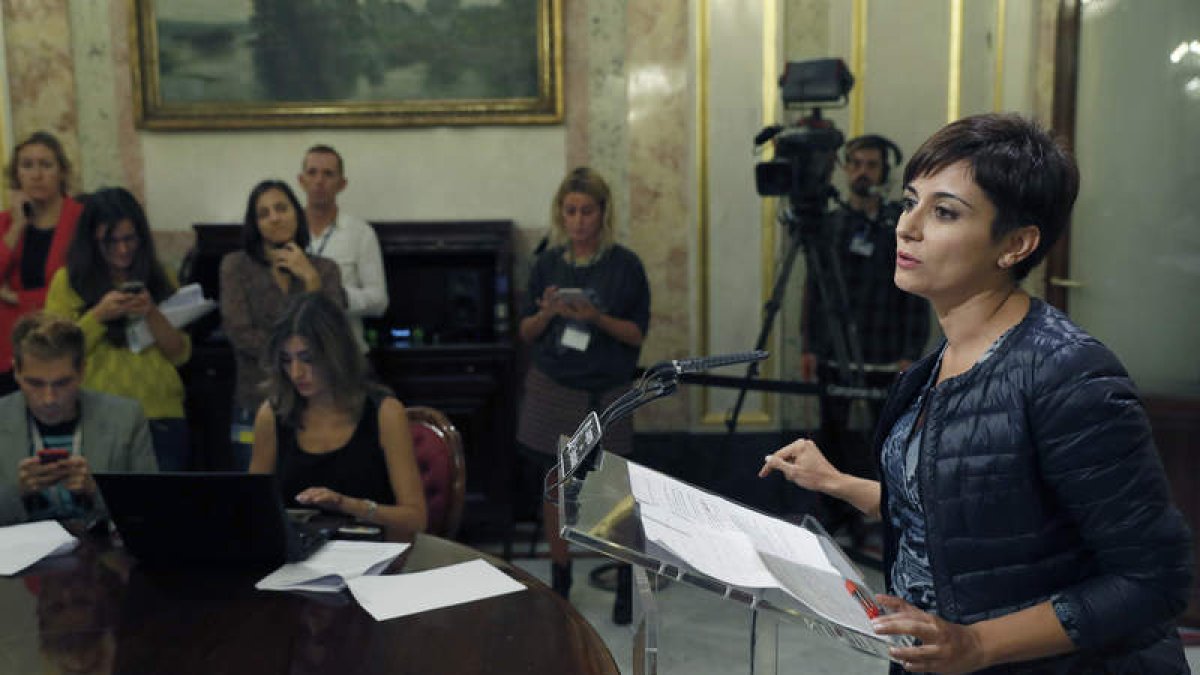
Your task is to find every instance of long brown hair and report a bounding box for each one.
[264,293,387,427]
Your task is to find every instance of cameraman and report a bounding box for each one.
[800,135,930,537]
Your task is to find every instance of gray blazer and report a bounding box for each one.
[0,389,157,526]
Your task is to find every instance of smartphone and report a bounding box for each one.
[286,508,319,523]
[555,287,587,302]
[334,524,384,541]
[119,280,145,294]
[37,448,69,464]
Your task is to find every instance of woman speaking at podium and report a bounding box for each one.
[517,167,650,605]
[761,114,1191,673]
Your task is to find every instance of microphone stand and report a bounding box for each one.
[551,352,769,491]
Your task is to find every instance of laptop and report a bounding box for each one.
[94,472,328,566]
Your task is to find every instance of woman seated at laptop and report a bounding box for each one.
[249,293,427,541]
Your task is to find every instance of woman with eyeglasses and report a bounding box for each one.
[0,131,84,397]
[45,187,191,470]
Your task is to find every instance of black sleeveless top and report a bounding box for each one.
[275,396,398,508]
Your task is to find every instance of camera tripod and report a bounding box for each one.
[724,199,870,437]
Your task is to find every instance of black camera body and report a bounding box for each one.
[754,122,844,207]
[754,58,854,216]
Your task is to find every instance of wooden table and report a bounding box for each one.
[0,532,618,674]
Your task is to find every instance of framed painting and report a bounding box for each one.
[130,0,563,129]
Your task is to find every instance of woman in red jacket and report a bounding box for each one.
[0,131,83,395]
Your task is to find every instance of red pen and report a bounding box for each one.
[845,579,881,619]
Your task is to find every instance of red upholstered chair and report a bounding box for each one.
[407,406,466,538]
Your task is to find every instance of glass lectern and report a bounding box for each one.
[558,446,903,675]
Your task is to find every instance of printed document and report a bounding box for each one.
[256,540,408,593]
[126,283,218,353]
[347,559,525,621]
[627,462,882,638]
[0,521,79,575]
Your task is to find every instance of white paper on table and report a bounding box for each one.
[256,540,408,593]
[347,559,525,622]
[0,521,79,576]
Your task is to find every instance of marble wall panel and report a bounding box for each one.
[2,0,80,192]
[626,0,691,430]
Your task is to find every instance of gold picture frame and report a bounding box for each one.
[130,0,563,129]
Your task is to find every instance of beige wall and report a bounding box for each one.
[0,0,1056,431]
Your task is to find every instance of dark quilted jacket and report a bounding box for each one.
[876,299,1192,674]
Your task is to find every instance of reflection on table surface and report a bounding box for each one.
[0,532,618,675]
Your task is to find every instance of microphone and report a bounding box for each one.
[669,350,769,374]
[20,201,34,225]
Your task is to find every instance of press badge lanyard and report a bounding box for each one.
[309,220,336,257]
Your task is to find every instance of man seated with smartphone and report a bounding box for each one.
[0,313,156,526]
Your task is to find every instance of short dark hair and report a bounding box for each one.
[265,293,387,427]
[68,187,173,346]
[903,113,1079,280]
[12,312,84,371]
[242,179,310,265]
[303,144,344,175]
[8,131,71,195]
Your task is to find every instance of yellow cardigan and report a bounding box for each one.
[45,268,191,420]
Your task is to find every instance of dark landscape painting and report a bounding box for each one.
[135,0,560,127]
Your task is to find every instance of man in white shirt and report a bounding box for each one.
[297,145,389,352]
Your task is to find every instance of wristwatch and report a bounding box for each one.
[363,499,379,521]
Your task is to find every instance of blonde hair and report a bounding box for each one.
[548,167,615,252]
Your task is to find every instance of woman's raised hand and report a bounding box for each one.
[271,243,320,289]
[758,437,841,493]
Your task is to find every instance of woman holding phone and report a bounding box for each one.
[0,131,84,396]
[46,187,191,470]
[517,167,650,613]
[221,180,345,470]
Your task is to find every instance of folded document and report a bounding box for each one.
[256,540,408,593]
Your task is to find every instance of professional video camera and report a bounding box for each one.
[727,58,867,437]
[753,58,854,215]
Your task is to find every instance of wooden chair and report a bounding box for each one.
[407,406,466,539]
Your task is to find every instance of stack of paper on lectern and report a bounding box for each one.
[627,462,897,645]
[126,283,218,353]
[256,540,408,593]
[0,521,79,575]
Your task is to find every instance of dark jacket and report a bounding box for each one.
[877,299,1192,674]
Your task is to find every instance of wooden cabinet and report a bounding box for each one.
[370,344,515,540]
[182,220,519,542]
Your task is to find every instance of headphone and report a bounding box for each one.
[844,134,903,183]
